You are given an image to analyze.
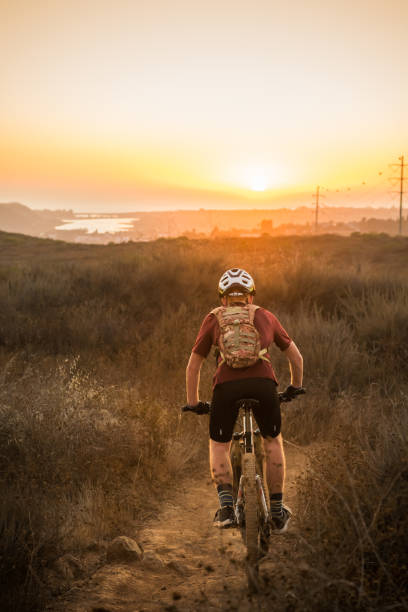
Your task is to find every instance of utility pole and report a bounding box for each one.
[399,156,405,235]
[389,155,407,235]
[314,185,320,232]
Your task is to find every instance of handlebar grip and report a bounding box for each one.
[278,387,306,403]
[181,401,211,415]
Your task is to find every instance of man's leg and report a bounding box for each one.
[209,439,236,527]
[208,382,239,527]
[263,433,285,493]
[263,433,291,532]
[209,439,232,485]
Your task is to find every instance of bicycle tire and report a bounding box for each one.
[230,437,242,503]
[242,453,259,566]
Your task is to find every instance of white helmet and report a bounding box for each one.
[218,268,256,297]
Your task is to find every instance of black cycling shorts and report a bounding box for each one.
[209,378,281,443]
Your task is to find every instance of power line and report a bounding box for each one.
[300,157,406,234]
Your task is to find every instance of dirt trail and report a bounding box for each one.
[54,444,310,612]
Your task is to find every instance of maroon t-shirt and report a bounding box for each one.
[192,306,292,387]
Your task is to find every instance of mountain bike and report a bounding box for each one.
[232,398,270,569]
[182,387,305,589]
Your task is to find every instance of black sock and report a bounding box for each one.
[217,483,233,508]
[270,492,283,517]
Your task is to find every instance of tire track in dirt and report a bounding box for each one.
[53,444,309,612]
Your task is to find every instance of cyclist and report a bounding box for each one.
[185,268,303,532]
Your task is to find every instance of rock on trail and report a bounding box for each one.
[52,444,309,612]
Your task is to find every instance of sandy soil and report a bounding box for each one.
[51,443,311,612]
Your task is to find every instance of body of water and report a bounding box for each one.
[55,218,138,234]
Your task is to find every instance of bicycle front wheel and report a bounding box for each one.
[242,452,258,566]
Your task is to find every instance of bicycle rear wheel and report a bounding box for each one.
[242,453,258,566]
[230,436,242,503]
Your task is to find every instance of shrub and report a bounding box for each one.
[0,354,206,610]
[295,392,408,610]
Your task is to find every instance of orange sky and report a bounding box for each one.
[1,0,407,212]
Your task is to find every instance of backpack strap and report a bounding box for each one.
[248,305,270,363]
[259,348,270,362]
[247,304,260,324]
[210,307,226,365]
[210,306,223,320]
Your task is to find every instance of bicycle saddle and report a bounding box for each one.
[234,398,260,410]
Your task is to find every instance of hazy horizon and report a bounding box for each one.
[3,183,401,214]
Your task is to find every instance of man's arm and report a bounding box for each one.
[283,341,303,387]
[186,352,205,405]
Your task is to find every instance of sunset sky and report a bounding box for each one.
[1,0,407,212]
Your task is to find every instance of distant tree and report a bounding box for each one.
[260,219,273,234]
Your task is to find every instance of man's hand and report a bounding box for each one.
[280,385,306,402]
[182,401,211,415]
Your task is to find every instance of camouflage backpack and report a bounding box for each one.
[211,304,270,369]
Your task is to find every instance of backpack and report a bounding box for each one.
[211,304,270,369]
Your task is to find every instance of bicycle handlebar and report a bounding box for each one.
[181,387,306,415]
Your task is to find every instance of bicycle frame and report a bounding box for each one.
[233,400,270,538]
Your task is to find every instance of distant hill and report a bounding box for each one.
[0,202,73,236]
[0,201,405,243]
[0,229,109,265]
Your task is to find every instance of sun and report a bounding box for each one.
[246,169,269,192]
[224,161,288,194]
[249,176,268,192]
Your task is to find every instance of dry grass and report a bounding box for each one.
[0,232,407,610]
[0,354,205,610]
[293,393,408,610]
